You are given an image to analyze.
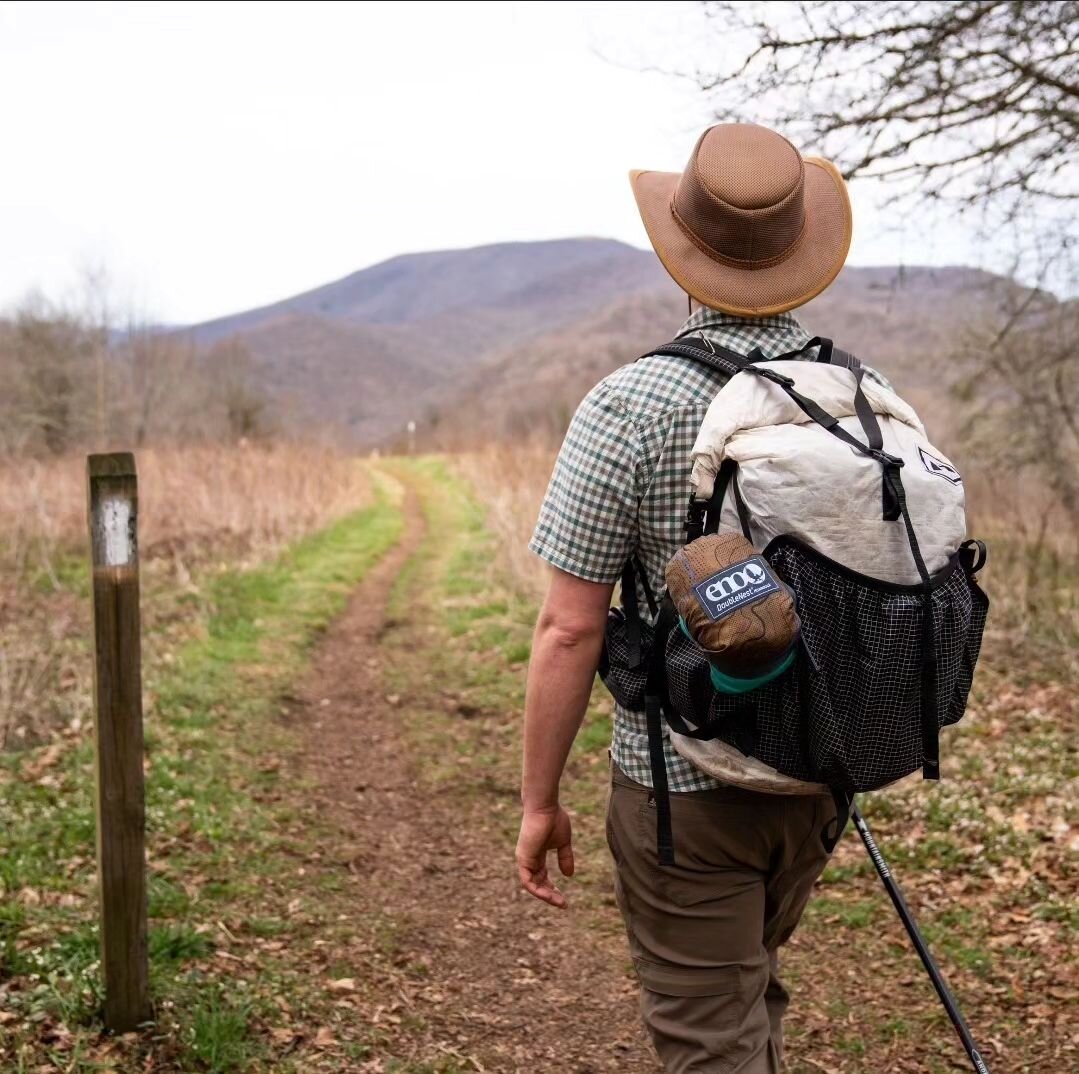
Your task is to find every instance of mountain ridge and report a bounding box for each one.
[172,237,1025,446]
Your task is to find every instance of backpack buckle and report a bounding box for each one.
[870,449,904,470]
[752,367,796,388]
[684,496,706,543]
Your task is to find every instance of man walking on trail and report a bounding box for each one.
[516,123,856,1072]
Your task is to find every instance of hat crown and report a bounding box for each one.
[672,124,807,266]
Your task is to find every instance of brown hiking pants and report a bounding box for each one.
[605,760,837,1073]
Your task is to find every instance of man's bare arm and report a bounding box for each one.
[516,567,613,908]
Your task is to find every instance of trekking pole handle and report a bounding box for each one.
[850,806,991,1074]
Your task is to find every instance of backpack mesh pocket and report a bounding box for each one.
[599,609,651,711]
[664,536,989,790]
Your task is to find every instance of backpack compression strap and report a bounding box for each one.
[621,555,657,670]
[620,550,730,868]
[643,589,735,867]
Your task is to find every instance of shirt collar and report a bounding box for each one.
[679,304,807,340]
[672,304,811,362]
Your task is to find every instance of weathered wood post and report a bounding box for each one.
[87,452,150,1031]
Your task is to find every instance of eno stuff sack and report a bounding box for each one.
[598,335,989,865]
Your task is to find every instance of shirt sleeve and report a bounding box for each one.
[528,382,640,584]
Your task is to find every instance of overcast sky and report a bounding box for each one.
[2,1,992,325]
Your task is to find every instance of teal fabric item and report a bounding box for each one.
[678,618,796,694]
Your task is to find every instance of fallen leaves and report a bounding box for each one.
[18,742,64,783]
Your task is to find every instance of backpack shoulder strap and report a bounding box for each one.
[640,336,750,379]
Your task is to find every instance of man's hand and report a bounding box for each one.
[516,806,575,908]
[517,568,611,910]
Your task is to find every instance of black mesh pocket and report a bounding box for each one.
[664,536,990,791]
[598,609,651,711]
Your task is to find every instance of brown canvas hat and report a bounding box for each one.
[631,123,852,317]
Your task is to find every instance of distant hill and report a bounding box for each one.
[173,237,1022,447]
[426,262,1015,447]
[176,238,671,442]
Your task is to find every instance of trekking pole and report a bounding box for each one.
[850,805,991,1074]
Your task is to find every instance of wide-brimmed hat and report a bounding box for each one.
[631,123,852,317]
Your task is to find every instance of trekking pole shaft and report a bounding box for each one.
[850,807,990,1074]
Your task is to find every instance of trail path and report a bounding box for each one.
[293,480,658,1073]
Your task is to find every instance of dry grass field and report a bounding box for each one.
[0,443,371,749]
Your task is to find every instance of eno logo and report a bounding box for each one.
[704,561,767,602]
[693,557,780,622]
[919,446,962,485]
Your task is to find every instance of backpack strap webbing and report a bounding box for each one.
[642,336,750,379]
[621,560,644,670]
[645,597,679,866]
[618,550,726,867]
[642,592,721,867]
[620,555,657,670]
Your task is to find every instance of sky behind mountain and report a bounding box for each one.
[3,0,1000,324]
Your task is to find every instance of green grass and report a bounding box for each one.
[186,988,257,1074]
[0,472,402,1072]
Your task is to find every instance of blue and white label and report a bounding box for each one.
[693,557,780,621]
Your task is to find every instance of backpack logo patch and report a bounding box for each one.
[919,447,962,485]
[693,557,780,622]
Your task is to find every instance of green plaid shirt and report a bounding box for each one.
[531,306,837,791]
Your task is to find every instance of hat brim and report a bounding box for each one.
[630,157,852,317]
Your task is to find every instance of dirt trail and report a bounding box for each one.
[294,483,657,1073]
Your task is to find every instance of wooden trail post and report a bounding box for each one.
[87,452,150,1031]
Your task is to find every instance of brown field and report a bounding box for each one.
[0,442,371,748]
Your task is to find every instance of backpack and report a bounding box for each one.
[598,334,990,864]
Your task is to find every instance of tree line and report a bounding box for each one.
[0,292,270,457]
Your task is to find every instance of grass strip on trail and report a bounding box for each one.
[0,472,402,1073]
[382,458,618,912]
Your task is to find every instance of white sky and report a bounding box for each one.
[1,0,991,324]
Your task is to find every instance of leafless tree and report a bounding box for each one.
[954,282,1078,525]
[203,338,270,442]
[0,296,100,455]
[116,328,205,446]
[689,2,1077,253]
[0,283,276,455]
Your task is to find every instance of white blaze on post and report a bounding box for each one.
[97,495,133,567]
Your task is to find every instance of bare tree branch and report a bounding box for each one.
[692,1,1077,233]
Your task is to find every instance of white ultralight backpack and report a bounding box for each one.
[597,334,990,864]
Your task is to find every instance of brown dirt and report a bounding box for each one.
[294,487,658,1073]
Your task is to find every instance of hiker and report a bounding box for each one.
[515,122,988,1072]
[514,122,855,1071]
